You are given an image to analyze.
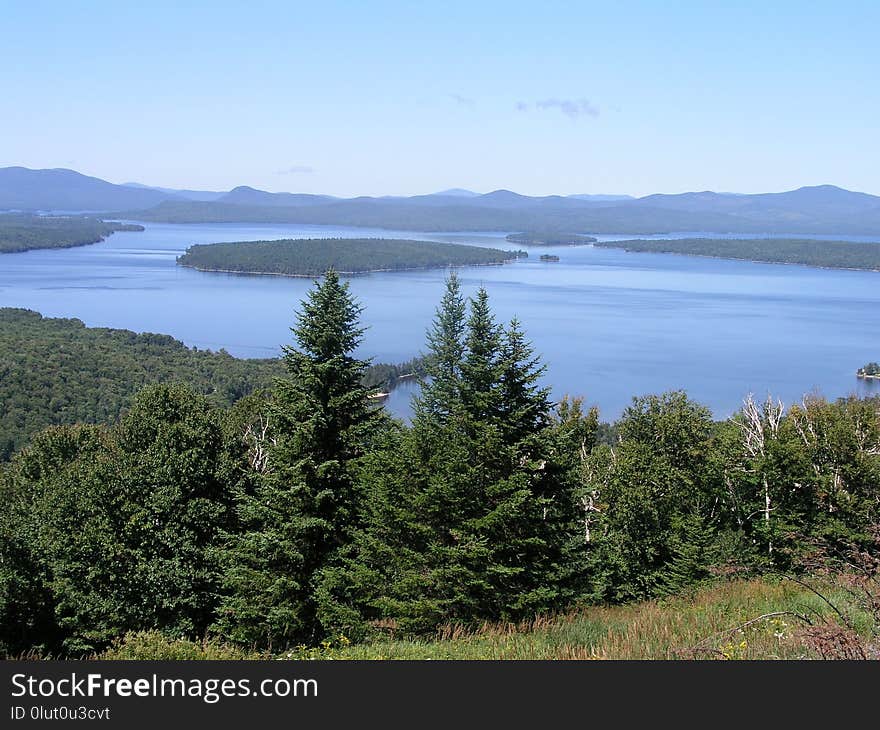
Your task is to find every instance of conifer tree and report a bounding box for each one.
[461,287,502,424]
[414,272,467,422]
[217,271,378,648]
[320,282,584,634]
[497,317,551,446]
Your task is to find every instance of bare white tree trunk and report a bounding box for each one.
[244,413,275,473]
[739,394,784,556]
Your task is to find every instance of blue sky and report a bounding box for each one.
[2,1,878,196]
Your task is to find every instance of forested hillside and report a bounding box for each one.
[0,309,420,459]
[0,214,143,253]
[1,275,877,659]
[177,237,522,276]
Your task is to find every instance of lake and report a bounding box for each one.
[1,222,878,422]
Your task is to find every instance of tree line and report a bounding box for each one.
[1,272,878,656]
[595,237,880,271]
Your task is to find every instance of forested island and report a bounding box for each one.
[595,237,880,271]
[506,232,597,246]
[177,237,524,276]
[858,362,880,378]
[1,274,878,661]
[0,214,143,253]
[0,309,422,459]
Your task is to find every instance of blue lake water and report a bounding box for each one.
[1,222,878,422]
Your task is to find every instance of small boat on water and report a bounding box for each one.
[369,391,390,400]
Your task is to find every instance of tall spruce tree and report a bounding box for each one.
[461,287,502,424]
[318,280,584,635]
[216,270,378,648]
[414,272,467,423]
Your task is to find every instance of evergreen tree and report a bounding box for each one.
[497,318,551,445]
[414,272,467,422]
[319,283,585,635]
[461,287,502,424]
[217,271,378,648]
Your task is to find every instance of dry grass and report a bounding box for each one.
[331,578,877,660]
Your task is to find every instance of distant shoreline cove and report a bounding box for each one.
[177,260,518,278]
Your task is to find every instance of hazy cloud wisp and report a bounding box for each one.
[450,93,475,106]
[517,98,600,119]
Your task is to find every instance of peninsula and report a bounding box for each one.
[0,214,143,253]
[594,237,880,271]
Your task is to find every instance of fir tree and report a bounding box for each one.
[414,272,467,422]
[461,287,502,424]
[217,271,378,648]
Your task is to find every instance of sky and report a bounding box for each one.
[2,1,878,197]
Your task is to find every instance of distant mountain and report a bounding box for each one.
[123,182,225,202]
[567,194,635,202]
[0,167,177,211]
[217,185,337,207]
[634,185,880,223]
[9,166,880,235]
[432,188,479,197]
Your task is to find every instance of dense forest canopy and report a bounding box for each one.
[177,238,523,276]
[0,214,143,253]
[0,308,422,460]
[1,275,878,660]
[595,237,880,271]
[505,232,597,246]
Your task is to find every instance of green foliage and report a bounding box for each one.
[0,386,241,655]
[318,278,588,637]
[596,237,880,271]
[0,308,422,460]
[177,238,522,277]
[584,392,721,601]
[0,214,142,254]
[216,272,382,648]
[98,631,263,660]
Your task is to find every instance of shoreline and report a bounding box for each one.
[177,258,521,278]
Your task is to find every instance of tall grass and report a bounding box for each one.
[330,578,876,660]
[87,577,876,660]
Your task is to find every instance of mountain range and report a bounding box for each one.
[3,166,880,235]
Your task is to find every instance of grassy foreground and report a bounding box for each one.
[97,577,878,660]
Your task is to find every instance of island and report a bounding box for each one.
[539,254,560,262]
[0,214,143,253]
[858,362,880,379]
[506,231,597,246]
[594,237,880,271]
[176,237,526,277]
